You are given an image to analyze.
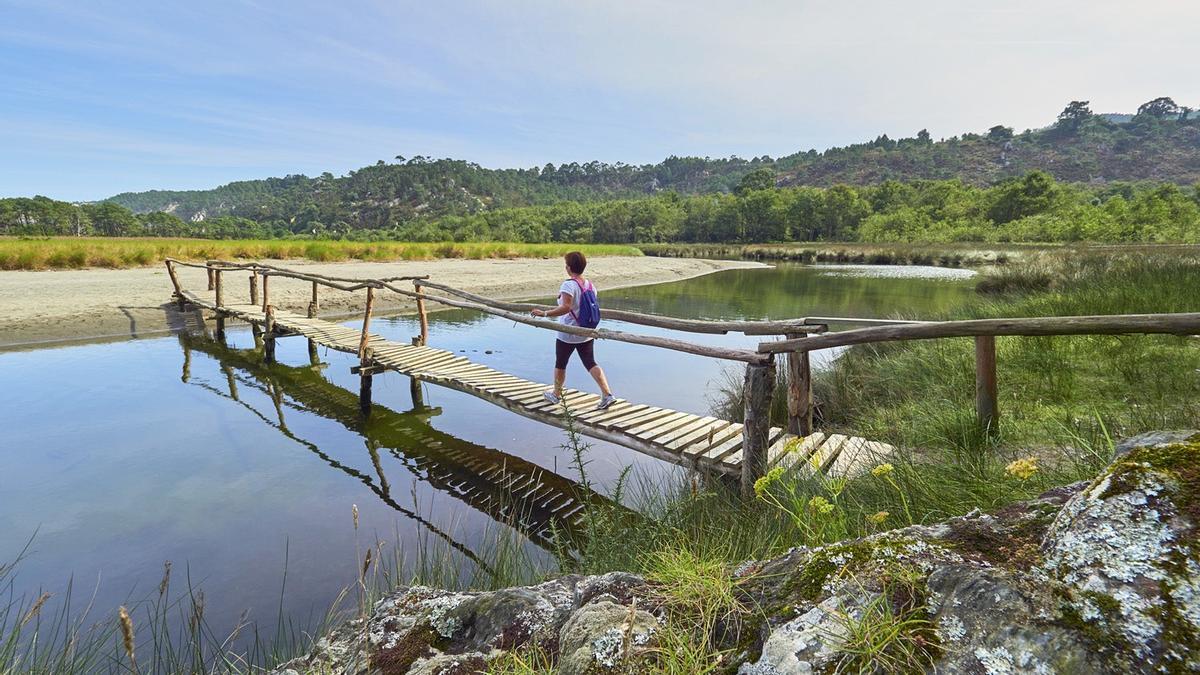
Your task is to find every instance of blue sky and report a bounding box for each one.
[2,0,1198,201]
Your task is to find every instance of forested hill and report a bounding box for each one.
[104,100,1200,230]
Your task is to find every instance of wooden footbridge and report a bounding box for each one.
[165,258,1200,494]
[178,333,619,554]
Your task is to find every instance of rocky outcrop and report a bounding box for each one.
[274,431,1200,674]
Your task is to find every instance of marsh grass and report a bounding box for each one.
[638,242,1036,267]
[818,250,1200,451]
[0,237,642,270]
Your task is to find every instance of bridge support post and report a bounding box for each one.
[742,356,776,498]
[415,282,429,346]
[308,339,319,366]
[785,334,813,436]
[249,274,259,306]
[214,269,225,339]
[410,337,426,409]
[359,346,374,416]
[309,281,319,318]
[166,260,184,308]
[264,305,276,363]
[975,335,998,433]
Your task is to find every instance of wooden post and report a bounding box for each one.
[308,281,319,318]
[785,334,813,436]
[206,267,215,291]
[741,357,776,498]
[214,270,225,338]
[264,305,276,363]
[222,364,239,400]
[975,335,998,433]
[358,287,377,416]
[181,339,192,383]
[249,274,259,306]
[308,339,319,365]
[166,260,184,307]
[415,282,429,346]
[358,287,375,359]
[261,273,270,313]
[410,336,426,410]
[359,347,374,415]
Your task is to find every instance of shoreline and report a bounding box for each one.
[0,257,766,351]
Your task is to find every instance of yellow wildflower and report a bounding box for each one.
[807,495,835,515]
[754,467,785,499]
[1005,457,1039,480]
[871,463,895,478]
[867,511,889,524]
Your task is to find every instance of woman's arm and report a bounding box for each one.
[531,292,573,318]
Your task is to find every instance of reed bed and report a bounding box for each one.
[0,237,643,271]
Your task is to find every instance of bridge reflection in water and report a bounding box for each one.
[177,330,617,563]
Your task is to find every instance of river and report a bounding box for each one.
[0,262,975,647]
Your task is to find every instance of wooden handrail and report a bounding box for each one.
[760,313,1200,354]
[378,280,769,364]
[415,279,824,336]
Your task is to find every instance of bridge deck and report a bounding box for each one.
[183,292,892,478]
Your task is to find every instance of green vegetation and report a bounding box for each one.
[4,100,1200,245]
[817,250,1200,450]
[7,170,1200,246]
[0,237,641,270]
[98,100,1200,228]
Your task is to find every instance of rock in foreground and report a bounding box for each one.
[275,431,1200,674]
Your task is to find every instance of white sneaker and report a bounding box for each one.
[543,391,562,405]
[596,393,617,410]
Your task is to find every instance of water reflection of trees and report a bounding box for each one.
[607,264,974,323]
[177,333,615,559]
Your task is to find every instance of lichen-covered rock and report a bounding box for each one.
[273,431,1200,674]
[1039,430,1200,672]
[557,600,658,675]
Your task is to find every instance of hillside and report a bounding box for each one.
[102,102,1200,232]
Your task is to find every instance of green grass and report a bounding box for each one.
[0,237,643,271]
[637,241,1046,267]
[817,250,1200,451]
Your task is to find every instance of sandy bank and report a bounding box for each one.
[0,257,764,350]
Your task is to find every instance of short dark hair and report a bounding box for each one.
[565,251,587,275]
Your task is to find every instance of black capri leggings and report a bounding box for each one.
[555,339,598,370]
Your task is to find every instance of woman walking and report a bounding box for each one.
[530,251,617,410]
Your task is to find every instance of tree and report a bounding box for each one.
[988,171,1061,224]
[1056,101,1092,133]
[916,129,932,145]
[734,167,776,196]
[987,125,1014,141]
[1136,97,1180,120]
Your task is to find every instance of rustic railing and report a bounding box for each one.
[165,258,1200,494]
[757,312,1200,433]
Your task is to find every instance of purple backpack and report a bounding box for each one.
[569,279,601,329]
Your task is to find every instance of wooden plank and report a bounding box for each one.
[665,420,731,452]
[625,412,695,440]
[823,436,889,478]
[723,427,785,469]
[654,416,720,446]
[681,423,742,457]
[773,432,827,471]
[810,434,849,474]
[695,431,747,464]
[602,407,676,431]
[575,402,647,424]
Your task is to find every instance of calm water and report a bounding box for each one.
[0,262,974,641]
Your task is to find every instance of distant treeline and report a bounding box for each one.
[5,171,1199,244]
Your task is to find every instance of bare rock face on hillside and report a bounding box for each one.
[273,431,1200,674]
